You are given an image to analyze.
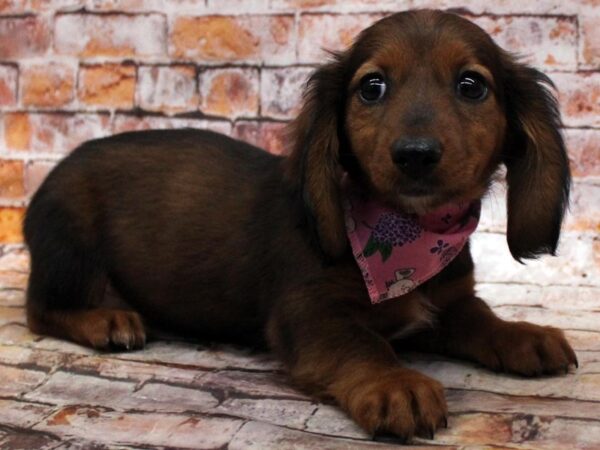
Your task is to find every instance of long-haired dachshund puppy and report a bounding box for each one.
[24,9,576,442]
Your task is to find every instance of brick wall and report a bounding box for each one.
[0,0,598,290]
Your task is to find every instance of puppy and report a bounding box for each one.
[24,10,576,442]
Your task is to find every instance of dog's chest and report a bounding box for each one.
[361,290,435,341]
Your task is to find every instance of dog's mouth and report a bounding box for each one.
[390,179,460,215]
[352,171,462,215]
[399,184,434,197]
[396,177,441,200]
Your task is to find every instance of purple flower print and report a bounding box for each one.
[363,212,422,262]
[430,239,449,255]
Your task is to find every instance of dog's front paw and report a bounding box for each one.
[342,368,447,442]
[484,322,578,376]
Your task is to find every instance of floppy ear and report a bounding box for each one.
[501,55,571,261]
[285,54,349,259]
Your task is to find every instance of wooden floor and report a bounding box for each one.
[0,247,599,450]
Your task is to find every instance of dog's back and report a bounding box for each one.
[24,129,309,345]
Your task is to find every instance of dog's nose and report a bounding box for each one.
[391,137,441,177]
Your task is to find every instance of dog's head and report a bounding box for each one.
[286,9,570,262]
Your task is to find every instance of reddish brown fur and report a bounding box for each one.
[24,10,574,443]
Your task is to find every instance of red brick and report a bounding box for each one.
[472,232,597,288]
[25,161,55,196]
[0,207,24,243]
[274,0,345,8]
[27,336,96,356]
[0,399,55,429]
[199,68,259,119]
[551,73,600,127]
[287,0,571,14]
[0,248,29,273]
[273,0,426,12]
[78,64,136,109]
[305,404,366,439]
[446,387,600,419]
[21,62,75,107]
[113,114,232,136]
[169,15,295,64]
[0,65,17,107]
[0,16,51,59]
[3,112,111,153]
[0,160,24,198]
[86,0,206,12]
[101,339,280,372]
[0,431,59,450]
[54,13,166,58]
[298,13,384,63]
[36,406,244,448]
[580,14,600,69]
[0,273,27,293]
[0,366,46,397]
[565,183,600,233]
[471,15,577,70]
[0,270,27,291]
[274,1,592,15]
[138,65,198,113]
[128,382,219,413]
[0,0,86,13]
[233,121,289,155]
[199,369,306,399]
[565,128,600,178]
[3,112,31,150]
[229,421,377,450]
[25,370,137,407]
[399,0,580,15]
[71,355,199,384]
[260,67,313,119]
[0,289,24,307]
[205,0,269,13]
[564,330,600,352]
[215,397,317,429]
[0,305,24,326]
[485,1,582,14]
[0,344,68,369]
[445,413,514,445]
[0,0,26,13]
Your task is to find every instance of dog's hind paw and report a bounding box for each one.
[71,309,147,351]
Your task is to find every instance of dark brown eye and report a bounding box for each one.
[457,71,488,101]
[359,73,386,104]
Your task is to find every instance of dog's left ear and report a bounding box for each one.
[501,54,571,261]
[285,54,349,259]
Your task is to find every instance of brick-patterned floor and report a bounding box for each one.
[0,248,599,450]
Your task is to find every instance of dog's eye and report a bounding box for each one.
[457,71,488,101]
[359,73,386,104]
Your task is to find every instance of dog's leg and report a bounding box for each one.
[397,294,578,376]
[267,289,448,441]
[28,306,146,351]
[24,199,146,351]
[393,246,578,376]
[27,259,146,351]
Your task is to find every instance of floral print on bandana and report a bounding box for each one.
[343,187,480,304]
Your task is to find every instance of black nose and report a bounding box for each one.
[391,137,442,177]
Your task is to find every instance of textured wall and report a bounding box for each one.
[0,0,597,296]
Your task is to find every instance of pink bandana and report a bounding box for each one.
[343,190,480,304]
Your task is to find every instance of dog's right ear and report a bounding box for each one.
[285,54,349,259]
